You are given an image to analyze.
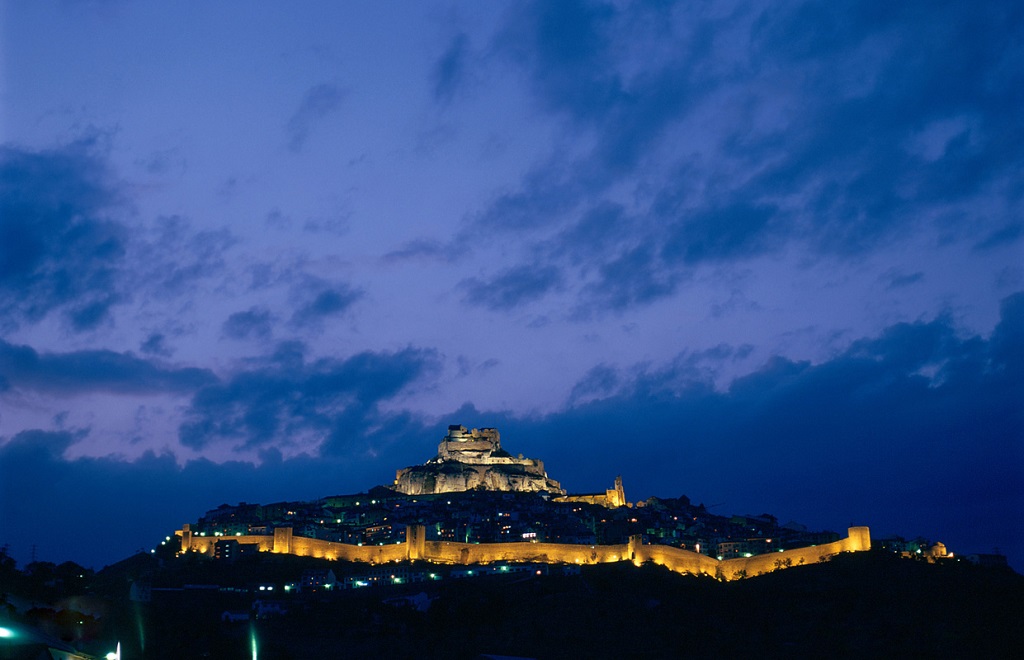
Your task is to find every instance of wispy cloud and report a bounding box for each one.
[432,33,470,102]
[458,0,1024,312]
[287,83,346,152]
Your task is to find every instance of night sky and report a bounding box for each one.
[1,1,1021,571]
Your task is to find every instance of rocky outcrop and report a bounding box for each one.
[394,425,565,495]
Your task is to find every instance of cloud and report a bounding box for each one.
[382,238,455,263]
[287,83,346,152]
[662,204,781,266]
[473,163,586,232]
[433,33,470,102]
[881,269,924,290]
[0,430,409,570]
[289,280,362,326]
[462,1,1024,312]
[499,0,621,122]
[223,307,275,341]
[139,333,173,357]
[498,292,1024,563]
[0,140,127,332]
[2,294,1021,570]
[134,216,237,300]
[0,339,216,396]
[580,245,677,312]
[460,264,562,310]
[178,345,439,452]
[549,202,631,265]
[974,223,1024,251]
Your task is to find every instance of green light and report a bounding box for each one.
[0,626,14,638]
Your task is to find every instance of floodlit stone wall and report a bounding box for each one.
[180,534,273,555]
[632,542,721,577]
[422,540,631,566]
[716,525,871,579]
[175,525,871,581]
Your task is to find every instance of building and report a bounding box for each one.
[394,425,565,495]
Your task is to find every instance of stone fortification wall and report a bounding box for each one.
[287,535,407,563]
[631,541,721,577]
[175,525,870,582]
[717,525,871,579]
[438,440,498,458]
[181,534,274,556]
[422,540,631,566]
[176,529,406,564]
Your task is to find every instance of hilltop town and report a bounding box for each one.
[178,425,962,578]
[1,424,1015,659]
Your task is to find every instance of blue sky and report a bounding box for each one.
[1,0,1021,570]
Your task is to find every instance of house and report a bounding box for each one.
[301,568,337,591]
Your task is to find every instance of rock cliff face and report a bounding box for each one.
[394,425,565,495]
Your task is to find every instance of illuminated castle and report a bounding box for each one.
[393,425,565,495]
[173,422,879,581]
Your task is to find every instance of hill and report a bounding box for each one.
[3,547,1021,658]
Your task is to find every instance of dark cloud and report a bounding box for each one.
[990,291,1024,373]
[974,223,1024,251]
[500,292,1024,567]
[178,346,439,451]
[290,281,362,326]
[0,430,407,570]
[460,264,562,310]
[473,163,586,232]
[568,364,619,404]
[139,333,173,357]
[662,204,781,266]
[382,238,455,263]
[433,33,470,102]
[2,295,1021,570]
[0,339,216,396]
[466,1,1024,311]
[882,269,924,290]
[0,140,126,331]
[287,83,346,152]
[581,245,676,312]
[500,0,620,121]
[223,307,275,341]
[550,202,631,265]
[137,216,237,300]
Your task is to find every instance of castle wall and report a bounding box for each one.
[718,526,872,579]
[439,440,498,455]
[421,540,631,566]
[632,542,721,577]
[175,525,870,581]
[286,535,407,563]
[176,534,274,556]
